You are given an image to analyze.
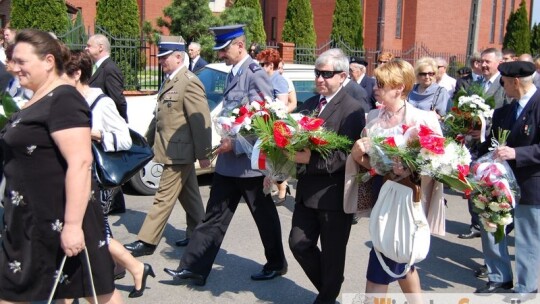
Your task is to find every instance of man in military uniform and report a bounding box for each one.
[164,25,287,286]
[124,37,212,256]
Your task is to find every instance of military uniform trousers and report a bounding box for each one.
[138,163,205,245]
[179,173,287,277]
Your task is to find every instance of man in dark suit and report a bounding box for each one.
[289,49,365,304]
[124,37,211,256]
[350,56,377,109]
[163,25,287,286]
[86,34,129,121]
[86,34,129,215]
[475,61,539,298]
[342,73,370,114]
[187,42,208,72]
[455,52,483,95]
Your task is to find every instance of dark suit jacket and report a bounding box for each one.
[359,76,377,109]
[481,88,540,205]
[485,74,508,109]
[455,74,473,94]
[343,80,370,114]
[89,57,128,121]
[190,57,208,72]
[295,89,365,211]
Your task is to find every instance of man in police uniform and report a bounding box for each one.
[164,25,287,285]
[124,37,212,256]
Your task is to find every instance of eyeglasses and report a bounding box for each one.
[314,69,343,79]
[259,62,270,67]
[376,80,385,88]
[437,66,446,69]
[418,72,435,77]
[377,60,388,64]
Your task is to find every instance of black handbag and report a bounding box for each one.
[91,94,154,188]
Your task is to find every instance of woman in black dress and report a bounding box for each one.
[0,29,118,303]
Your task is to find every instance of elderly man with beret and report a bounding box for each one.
[475,61,539,301]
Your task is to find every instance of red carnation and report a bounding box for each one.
[383,137,397,147]
[298,116,325,131]
[419,135,445,154]
[273,121,292,148]
[309,136,329,146]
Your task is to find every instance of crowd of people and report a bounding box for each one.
[0,22,539,304]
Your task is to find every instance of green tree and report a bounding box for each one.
[282,0,316,63]
[158,0,219,61]
[503,0,531,55]
[330,0,364,49]
[531,23,540,55]
[95,0,141,90]
[60,10,88,47]
[232,0,266,44]
[219,7,259,46]
[10,0,69,34]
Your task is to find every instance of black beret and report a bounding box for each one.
[498,61,536,77]
[350,56,368,67]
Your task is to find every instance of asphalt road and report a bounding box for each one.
[104,175,523,304]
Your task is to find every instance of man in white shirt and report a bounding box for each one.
[187,42,208,72]
[435,57,456,98]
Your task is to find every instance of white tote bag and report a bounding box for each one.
[369,179,431,278]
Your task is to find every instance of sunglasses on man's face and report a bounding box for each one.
[314,69,342,79]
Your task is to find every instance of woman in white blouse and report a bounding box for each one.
[64,50,154,298]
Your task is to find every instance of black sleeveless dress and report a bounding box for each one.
[0,85,114,301]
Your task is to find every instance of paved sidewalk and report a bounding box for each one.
[106,177,511,303]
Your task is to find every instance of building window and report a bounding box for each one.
[490,0,497,43]
[395,0,403,38]
[500,0,506,43]
[271,17,277,41]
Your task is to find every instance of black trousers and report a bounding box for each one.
[179,173,286,277]
[289,203,353,304]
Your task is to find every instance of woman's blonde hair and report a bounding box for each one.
[414,57,437,76]
[373,59,415,98]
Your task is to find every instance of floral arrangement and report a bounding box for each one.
[443,83,494,146]
[360,123,473,193]
[470,129,519,243]
[0,93,19,129]
[208,96,288,161]
[250,112,352,191]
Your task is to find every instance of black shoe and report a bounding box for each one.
[114,270,126,280]
[475,265,488,278]
[124,241,156,257]
[129,263,155,298]
[250,268,287,281]
[163,268,206,286]
[458,229,481,239]
[175,238,190,247]
[475,281,513,294]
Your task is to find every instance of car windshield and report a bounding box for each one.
[195,67,227,111]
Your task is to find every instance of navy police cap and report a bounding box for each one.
[210,24,246,50]
[498,61,536,78]
[157,36,185,57]
[350,56,368,67]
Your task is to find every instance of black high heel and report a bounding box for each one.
[129,263,155,298]
[275,185,291,205]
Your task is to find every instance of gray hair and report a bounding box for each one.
[189,42,201,50]
[434,57,447,67]
[481,48,502,60]
[90,34,111,53]
[414,57,437,75]
[315,48,349,75]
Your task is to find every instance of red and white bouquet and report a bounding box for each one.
[470,130,520,243]
[251,112,352,192]
[444,84,494,146]
[360,123,473,193]
[209,96,288,161]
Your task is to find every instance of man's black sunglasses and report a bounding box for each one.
[314,69,343,79]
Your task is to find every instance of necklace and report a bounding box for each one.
[381,102,406,120]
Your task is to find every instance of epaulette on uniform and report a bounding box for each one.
[185,70,195,79]
[249,63,262,73]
